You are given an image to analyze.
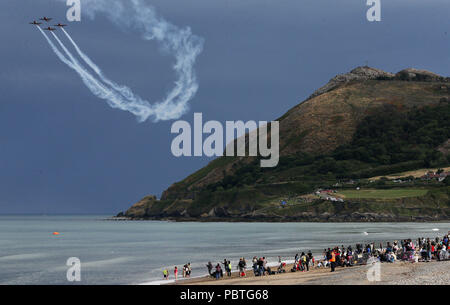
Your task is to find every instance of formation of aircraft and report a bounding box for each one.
[39,17,52,22]
[29,18,68,31]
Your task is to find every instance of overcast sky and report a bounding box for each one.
[0,0,449,214]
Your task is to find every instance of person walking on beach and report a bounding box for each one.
[174,266,178,280]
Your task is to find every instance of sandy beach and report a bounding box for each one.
[173,261,450,285]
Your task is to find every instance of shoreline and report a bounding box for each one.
[166,260,450,285]
[134,224,449,285]
[108,217,450,223]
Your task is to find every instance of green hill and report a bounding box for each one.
[119,67,450,222]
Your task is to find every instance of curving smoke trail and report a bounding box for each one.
[50,0,204,122]
[51,31,153,119]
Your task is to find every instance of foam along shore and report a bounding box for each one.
[171,260,450,285]
[140,260,294,285]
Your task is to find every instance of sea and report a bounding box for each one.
[0,215,448,285]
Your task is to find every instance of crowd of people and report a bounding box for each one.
[316,233,450,272]
[162,232,449,280]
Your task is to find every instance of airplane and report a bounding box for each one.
[43,27,56,31]
[39,17,52,22]
[54,23,67,28]
[29,21,42,25]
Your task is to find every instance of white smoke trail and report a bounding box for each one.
[38,26,153,120]
[37,27,74,69]
[53,0,204,122]
[37,26,111,100]
[60,27,138,102]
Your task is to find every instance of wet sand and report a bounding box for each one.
[173,261,450,285]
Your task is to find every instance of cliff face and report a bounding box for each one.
[122,67,450,221]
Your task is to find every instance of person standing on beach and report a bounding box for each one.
[307,251,313,265]
[163,268,169,280]
[206,261,213,276]
[238,258,246,277]
[215,264,222,280]
[305,252,311,271]
[263,257,268,275]
[223,259,232,277]
[325,248,331,267]
[300,252,307,272]
[335,247,341,267]
[330,250,336,272]
[174,266,178,280]
[187,263,192,278]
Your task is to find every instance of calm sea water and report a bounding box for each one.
[0,215,448,285]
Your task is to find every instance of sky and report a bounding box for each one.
[0,0,449,214]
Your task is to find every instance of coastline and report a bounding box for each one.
[109,216,450,223]
[167,260,450,285]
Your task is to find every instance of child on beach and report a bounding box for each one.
[163,269,169,280]
[174,266,178,280]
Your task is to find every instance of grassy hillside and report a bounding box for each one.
[337,188,429,199]
[120,67,450,222]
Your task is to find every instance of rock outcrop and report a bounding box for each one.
[124,195,157,218]
[395,68,448,82]
[308,66,395,99]
[308,66,449,100]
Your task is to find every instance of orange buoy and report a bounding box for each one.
[52,232,60,235]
